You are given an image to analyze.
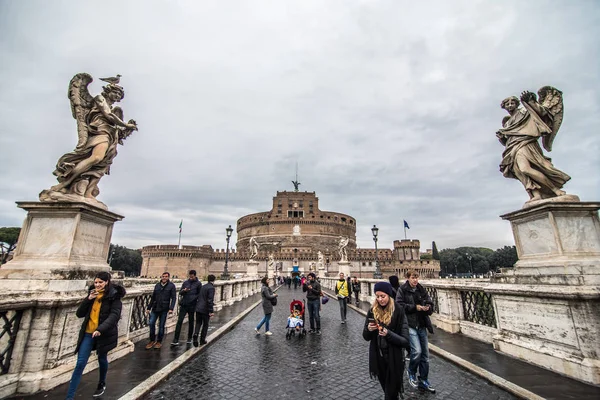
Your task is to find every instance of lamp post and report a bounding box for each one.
[466,253,473,278]
[372,225,382,279]
[221,225,233,280]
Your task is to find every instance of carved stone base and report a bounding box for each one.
[0,201,123,284]
[499,201,600,285]
[39,189,108,210]
[337,261,351,277]
[245,261,259,277]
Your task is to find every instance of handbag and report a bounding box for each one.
[270,296,277,306]
[321,294,329,305]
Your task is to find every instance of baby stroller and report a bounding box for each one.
[286,299,307,339]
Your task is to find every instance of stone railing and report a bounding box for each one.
[0,277,262,398]
[320,277,499,343]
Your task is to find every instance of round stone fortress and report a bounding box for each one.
[141,189,440,279]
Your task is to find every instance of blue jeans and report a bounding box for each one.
[149,310,168,342]
[66,333,108,399]
[256,313,272,332]
[307,299,321,330]
[408,327,430,380]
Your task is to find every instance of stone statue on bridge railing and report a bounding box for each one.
[496,86,578,207]
[248,237,259,261]
[39,73,139,210]
[338,236,349,262]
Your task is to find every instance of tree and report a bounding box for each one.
[0,227,21,264]
[432,241,440,260]
[108,244,143,277]
[488,245,518,270]
[439,246,494,276]
[420,253,433,260]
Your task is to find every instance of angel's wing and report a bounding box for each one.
[68,73,94,150]
[538,86,563,152]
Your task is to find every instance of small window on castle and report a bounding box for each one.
[362,262,366,266]
[369,262,372,266]
[299,201,303,208]
[341,217,346,222]
[309,201,313,206]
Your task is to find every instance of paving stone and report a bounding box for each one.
[144,287,516,400]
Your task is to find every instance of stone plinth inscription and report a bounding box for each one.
[72,218,109,257]
[516,217,557,256]
[555,215,600,253]
[495,296,577,348]
[21,217,75,256]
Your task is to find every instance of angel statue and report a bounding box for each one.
[39,73,138,209]
[338,236,349,262]
[496,86,573,205]
[248,237,259,261]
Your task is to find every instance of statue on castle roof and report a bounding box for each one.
[39,73,138,209]
[496,86,576,207]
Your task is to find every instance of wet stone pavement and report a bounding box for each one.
[145,286,516,400]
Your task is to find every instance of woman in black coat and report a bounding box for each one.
[363,282,410,400]
[66,272,126,400]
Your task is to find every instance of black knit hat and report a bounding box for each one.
[373,282,394,298]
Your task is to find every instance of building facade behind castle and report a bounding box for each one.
[142,190,440,279]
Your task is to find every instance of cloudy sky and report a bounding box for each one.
[0,0,598,252]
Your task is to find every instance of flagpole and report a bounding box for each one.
[404,226,407,240]
[178,220,183,249]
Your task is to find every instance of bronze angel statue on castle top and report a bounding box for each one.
[40,73,138,209]
[496,86,576,206]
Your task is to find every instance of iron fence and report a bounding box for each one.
[460,290,496,328]
[0,309,24,375]
[424,287,439,314]
[129,293,152,332]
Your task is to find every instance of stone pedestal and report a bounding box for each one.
[337,261,351,277]
[0,201,123,291]
[492,201,600,384]
[498,202,600,285]
[246,261,259,277]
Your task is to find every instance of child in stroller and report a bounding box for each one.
[286,299,306,339]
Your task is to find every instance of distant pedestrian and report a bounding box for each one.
[388,275,400,299]
[193,274,216,346]
[396,270,436,393]
[171,270,201,346]
[66,272,126,400]
[335,272,350,323]
[255,276,278,335]
[363,282,410,400]
[302,272,321,334]
[351,276,361,305]
[286,276,292,289]
[146,272,177,349]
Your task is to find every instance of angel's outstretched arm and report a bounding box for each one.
[520,91,547,118]
[95,96,135,129]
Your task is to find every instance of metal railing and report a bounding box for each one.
[424,287,439,314]
[129,293,152,332]
[0,309,24,375]
[460,290,496,328]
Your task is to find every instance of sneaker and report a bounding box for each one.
[145,341,156,350]
[200,340,207,345]
[186,338,193,344]
[308,329,316,334]
[419,380,436,393]
[341,320,345,324]
[92,382,106,397]
[254,328,260,334]
[193,335,199,347]
[408,372,418,388]
[153,342,162,349]
[264,331,273,336]
[316,330,322,335]
[170,342,180,347]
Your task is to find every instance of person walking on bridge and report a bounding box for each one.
[335,272,350,323]
[351,276,361,305]
[66,272,126,400]
[171,269,201,346]
[396,269,436,394]
[193,274,215,346]
[303,272,322,334]
[145,272,177,349]
[255,276,278,335]
[363,281,410,400]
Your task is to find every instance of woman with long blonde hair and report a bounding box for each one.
[363,282,410,399]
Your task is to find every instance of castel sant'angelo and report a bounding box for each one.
[141,187,440,279]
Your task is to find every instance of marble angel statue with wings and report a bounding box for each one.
[496,86,573,205]
[40,73,138,208]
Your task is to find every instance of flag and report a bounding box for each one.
[403,220,410,229]
[179,220,183,233]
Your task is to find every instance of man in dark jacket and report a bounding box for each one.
[171,270,202,346]
[396,269,436,393]
[351,276,361,305]
[193,274,216,347]
[145,272,177,349]
[302,272,322,334]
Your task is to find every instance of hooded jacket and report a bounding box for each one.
[76,283,126,355]
[396,280,434,333]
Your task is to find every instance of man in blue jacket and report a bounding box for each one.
[145,272,177,349]
[171,270,202,346]
[193,274,216,347]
